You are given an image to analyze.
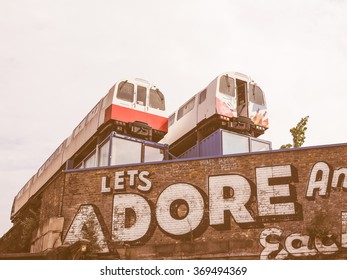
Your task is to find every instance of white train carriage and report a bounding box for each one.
[11,78,168,220]
[160,72,268,157]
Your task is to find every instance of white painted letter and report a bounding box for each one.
[156,183,204,236]
[306,162,331,198]
[101,176,111,193]
[259,228,288,260]
[209,175,254,225]
[342,212,347,248]
[332,168,347,190]
[138,171,152,192]
[112,194,151,242]
[64,205,109,253]
[114,171,125,190]
[127,170,138,187]
[285,233,317,257]
[256,165,296,216]
[315,236,338,255]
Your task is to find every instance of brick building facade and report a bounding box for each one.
[1,143,347,259]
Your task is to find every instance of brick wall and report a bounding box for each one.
[37,144,347,259]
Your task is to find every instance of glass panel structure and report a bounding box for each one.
[72,132,168,169]
[84,152,96,168]
[144,146,165,162]
[250,139,271,152]
[98,140,110,167]
[111,137,142,165]
[222,131,249,155]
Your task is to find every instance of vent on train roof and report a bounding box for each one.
[134,78,151,85]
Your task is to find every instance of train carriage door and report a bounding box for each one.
[135,85,147,113]
[236,79,248,118]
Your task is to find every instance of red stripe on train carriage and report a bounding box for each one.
[104,105,168,132]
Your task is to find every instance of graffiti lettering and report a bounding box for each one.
[306,162,347,198]
[63,162,347,256]
[101,169,152,193]
[259,227,340,259]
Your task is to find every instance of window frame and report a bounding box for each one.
[149,88,165,111]
[136,85,147,106]
[168,113,176,127]
[249,84,265,105]
[199,89,207,104]
[219,75,235,96]
[177,96,196,121]
[117,81,135,103]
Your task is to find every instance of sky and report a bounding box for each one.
[0,0,347,236]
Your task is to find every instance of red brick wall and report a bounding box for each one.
[39,173,65,223]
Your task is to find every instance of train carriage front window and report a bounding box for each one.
[219,75,235,96]
[137,85,147,106]
[249,85,264,105]
[117,81,134,102]
[149,89,165,110]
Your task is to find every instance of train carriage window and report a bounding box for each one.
[249,85,264,105]
[168,113,176,127]
[149,89,165,110]
[177,96,196,120]
[117,81,134,102]
[219,75,235,96]
[137,86,147,106]
[199,89,207,104]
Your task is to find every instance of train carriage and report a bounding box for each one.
[104,78,168,141]
[161,72,268,157]
[11,78,168,219]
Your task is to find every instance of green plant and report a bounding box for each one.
[281,116,309,149]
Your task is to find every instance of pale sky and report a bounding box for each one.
[1,0,347,236]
